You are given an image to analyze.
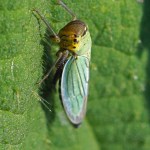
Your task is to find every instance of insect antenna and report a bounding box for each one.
[57,0,77,20]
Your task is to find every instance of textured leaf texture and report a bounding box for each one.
[0,0,150,150]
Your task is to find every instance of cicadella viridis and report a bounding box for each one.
[33,0,92,126]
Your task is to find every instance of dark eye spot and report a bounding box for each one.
[73,46,76,49]
[74,39,78,43]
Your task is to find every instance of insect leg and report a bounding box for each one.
[32,9,60,43]
[53,50,69,85]
[57,0,77,20]
[37,52,63,85]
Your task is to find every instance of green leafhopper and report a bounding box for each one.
[33,0,92,125]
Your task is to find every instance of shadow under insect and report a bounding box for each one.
[139,0,150,121]
[38,28,56,125]
[32,12,57,124]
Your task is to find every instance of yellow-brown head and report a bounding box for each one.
[58,20,87,53]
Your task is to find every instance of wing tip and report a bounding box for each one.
[72,122,82,128]
[69,116,83,127]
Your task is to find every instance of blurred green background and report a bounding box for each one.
[1,0,150,150]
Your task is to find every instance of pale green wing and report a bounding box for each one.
[61,56,90,125]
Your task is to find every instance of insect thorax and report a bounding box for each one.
[58,20,87,53]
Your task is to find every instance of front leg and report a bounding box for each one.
[32,9,60,43]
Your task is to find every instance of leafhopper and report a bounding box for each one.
[33,0,92,125]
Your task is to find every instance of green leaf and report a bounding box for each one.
[1,0,150,150]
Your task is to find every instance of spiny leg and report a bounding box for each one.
[32,9,60,42]
[53,50,69,85]
[37,52,63,85]
[57,0,77,20]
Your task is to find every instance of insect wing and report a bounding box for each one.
[61,56,90,125]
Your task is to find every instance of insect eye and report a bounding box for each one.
[82,27,87,37]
